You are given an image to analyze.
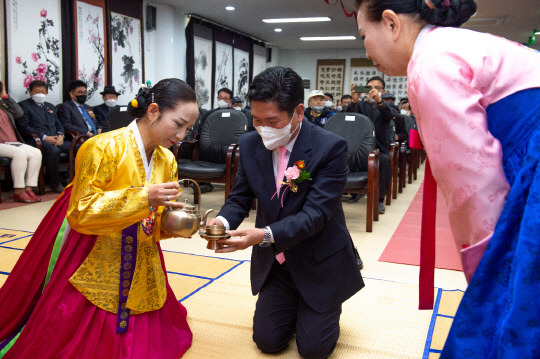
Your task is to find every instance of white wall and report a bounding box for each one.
[278,47,368,104]
[143,1,188,83]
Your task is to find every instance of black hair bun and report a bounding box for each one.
[420,0,477,27]
[127,87,151,118]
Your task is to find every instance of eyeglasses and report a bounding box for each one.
[217,96,230,101]
[369,86,384,91]
[72,90,87,95]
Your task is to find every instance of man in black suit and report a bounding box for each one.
[347,76,393,212]
[57,80,97,139]
[208,67,364,359]
[17,80,70,193]
[93,85,120,133]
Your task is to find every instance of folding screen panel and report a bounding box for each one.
[192,23,213,111]
[252,45,267,80]
[5,0,63,103]
[74,0,107,106]
[110,12,143,105]
[233,37,250,101]
[214,40,233,107]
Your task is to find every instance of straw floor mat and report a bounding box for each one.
[0,230,463,358]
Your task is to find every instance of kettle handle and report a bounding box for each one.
[177,179,201,212]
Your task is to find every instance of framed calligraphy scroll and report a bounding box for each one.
[316,59,346,101]
[350,58,382,96]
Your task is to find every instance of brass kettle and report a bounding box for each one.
[161,179,214,238]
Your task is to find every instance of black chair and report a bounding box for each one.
[174,109,247,203]
[102,106,134,133]
[324,112,380,232]
[0,157,12,203]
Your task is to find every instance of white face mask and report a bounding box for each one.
[400,109,409,115]
[255,113,300,150]
[311,105,324,113]
[217,99,229,109]
[232,106,242,111]
[337,106,343,112]
[324,100,333,108]
[105,99,117,108]
[32,93,46,104]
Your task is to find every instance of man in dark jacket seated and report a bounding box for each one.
[93,85,121,133]
[18,80,70,193]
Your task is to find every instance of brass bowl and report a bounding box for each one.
[206,225,226,236]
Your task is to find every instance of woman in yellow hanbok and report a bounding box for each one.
[0,79,199,358]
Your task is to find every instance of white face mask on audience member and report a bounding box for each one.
[32,93,47,104]
[400,109,409,115]
[232,106,242,111]
[105,99,117,108]
[311,105,324,113]
[337,106,343,111]
[217,99,229,109]
[255,113,300,151]
[324,100,333,108]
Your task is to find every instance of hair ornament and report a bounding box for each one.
[424,0,436,10]
[131,98,138,108]
[441,0,451,8]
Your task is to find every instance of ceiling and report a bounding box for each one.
[153,0,540,51]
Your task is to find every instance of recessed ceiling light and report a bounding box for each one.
[263,17,331,24]
[300,36,356,41]
[275,28,282,32]
[225,5,235,11]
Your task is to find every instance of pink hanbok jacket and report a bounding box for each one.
[407,25,540,281]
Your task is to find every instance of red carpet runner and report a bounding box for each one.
[378,182,463,271]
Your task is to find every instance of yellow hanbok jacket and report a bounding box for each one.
[66,123,177,314]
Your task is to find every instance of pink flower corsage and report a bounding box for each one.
[272,160,312,206]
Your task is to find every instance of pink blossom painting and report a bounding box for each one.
[75,1,106,106]
[6,0,63,102]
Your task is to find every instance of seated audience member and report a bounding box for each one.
[201,87,233,125]
[57,80,97,139]
[93,85,120,133]
[197,87,235,194]
[383,93,408,143]
[0,80,42,202]
[398,97,415,120]
[102,105,133,133]
[232,96,255,132]
[18,80,70,193]
[340,94,353,112]
[304,90,335,127]
[347,76,392,212]
[382,93,398,113]
[324,92,336,111]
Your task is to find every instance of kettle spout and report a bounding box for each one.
[200,209,214,229]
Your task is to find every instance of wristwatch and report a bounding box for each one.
[259,226,274,247]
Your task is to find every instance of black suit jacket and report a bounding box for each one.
[218,119,364,313]
[92,103,112,130]
[17,98,64,140]
[347,101,393,154]
[57,100,96,136]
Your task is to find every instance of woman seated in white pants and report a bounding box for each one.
[0,82,42,203]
